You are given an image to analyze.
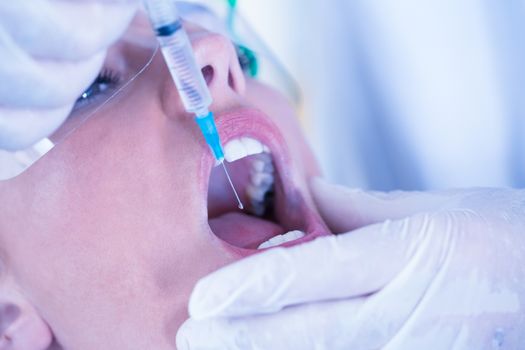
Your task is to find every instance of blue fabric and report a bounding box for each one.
[195,111,225,161]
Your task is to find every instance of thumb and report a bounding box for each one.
[187,210,448,320]
[310,177,457,232]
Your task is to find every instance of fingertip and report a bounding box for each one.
[310,176,354,193]
[176,318,202,350]
[188,248,295,319]
[309,177,455,230]
[309,177,367,232]
[309,177,364,203]
[188,274,235,320]
[187,280,210,320]
[309,176,326,188]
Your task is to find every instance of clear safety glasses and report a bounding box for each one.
[0,1,300,181]
[0,21,159,181]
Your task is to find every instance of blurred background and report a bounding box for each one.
[205,0,525,191]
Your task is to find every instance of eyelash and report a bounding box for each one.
[75,69,121,108]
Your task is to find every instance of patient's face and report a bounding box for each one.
[0,14,328,349]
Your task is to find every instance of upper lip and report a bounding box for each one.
[198,107,329,256]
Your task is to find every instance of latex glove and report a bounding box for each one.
[176,179,525,349]
[0,0,138,150]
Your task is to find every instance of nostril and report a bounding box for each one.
[201,65,214,85]
[228,71,235,90]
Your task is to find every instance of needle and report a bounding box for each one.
[221,161,244,210]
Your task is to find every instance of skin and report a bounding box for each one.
[0,14,322,350]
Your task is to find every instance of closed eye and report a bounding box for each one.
[74,69,121,109]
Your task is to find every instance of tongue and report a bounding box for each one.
[209,212,285,249]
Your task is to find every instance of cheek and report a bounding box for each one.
[4,120,235,346]
[4,92,212,322]
[244,80,320,176]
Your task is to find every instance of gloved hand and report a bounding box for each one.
[176,178,525,349]
[0,0,138,150]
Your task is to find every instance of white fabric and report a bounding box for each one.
[176,178,525,349]
[284,0,525,190]
[0,0,139,150]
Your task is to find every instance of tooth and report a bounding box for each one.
[246,184,268,202]
[252,159,266,172]
[241,137,264,155]
[259,153,274,172]
[251,157,274,173]
[257,230,306,249]
[259,152,272,163]
[264,162,274,173]
[251,201,266,216]
[263,145,270,153]
[224,139,248,162]
[251,172,274,188]
[257,240,272,249]
[282,230,305,241]
[268,235,285,245]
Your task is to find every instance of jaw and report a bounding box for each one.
[199,108,330,257]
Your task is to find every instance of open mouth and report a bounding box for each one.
[204,109,328,253]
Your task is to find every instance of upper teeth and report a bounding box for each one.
[247,153,274,216]
[224,137,269,162]
[223,137,275,216]
[257,230,305,249]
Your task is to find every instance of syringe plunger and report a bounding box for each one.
[144,0,211,116]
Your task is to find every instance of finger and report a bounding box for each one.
[188,212,446,319]
[180,237,465,350]
[180,288,456,350]
[179,296,462,350]
[177,297,369,350]
[310,177,460,232]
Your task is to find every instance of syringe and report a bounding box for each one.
[144,0,243,209]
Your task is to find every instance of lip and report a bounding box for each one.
[198,107,330,257]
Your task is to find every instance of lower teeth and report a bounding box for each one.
[257,230,305,249]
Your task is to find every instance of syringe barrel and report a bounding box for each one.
[143,0,179,29]
[144,0,212,116]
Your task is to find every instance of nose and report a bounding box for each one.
[192,32,246,104]
[160,31,246,116]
